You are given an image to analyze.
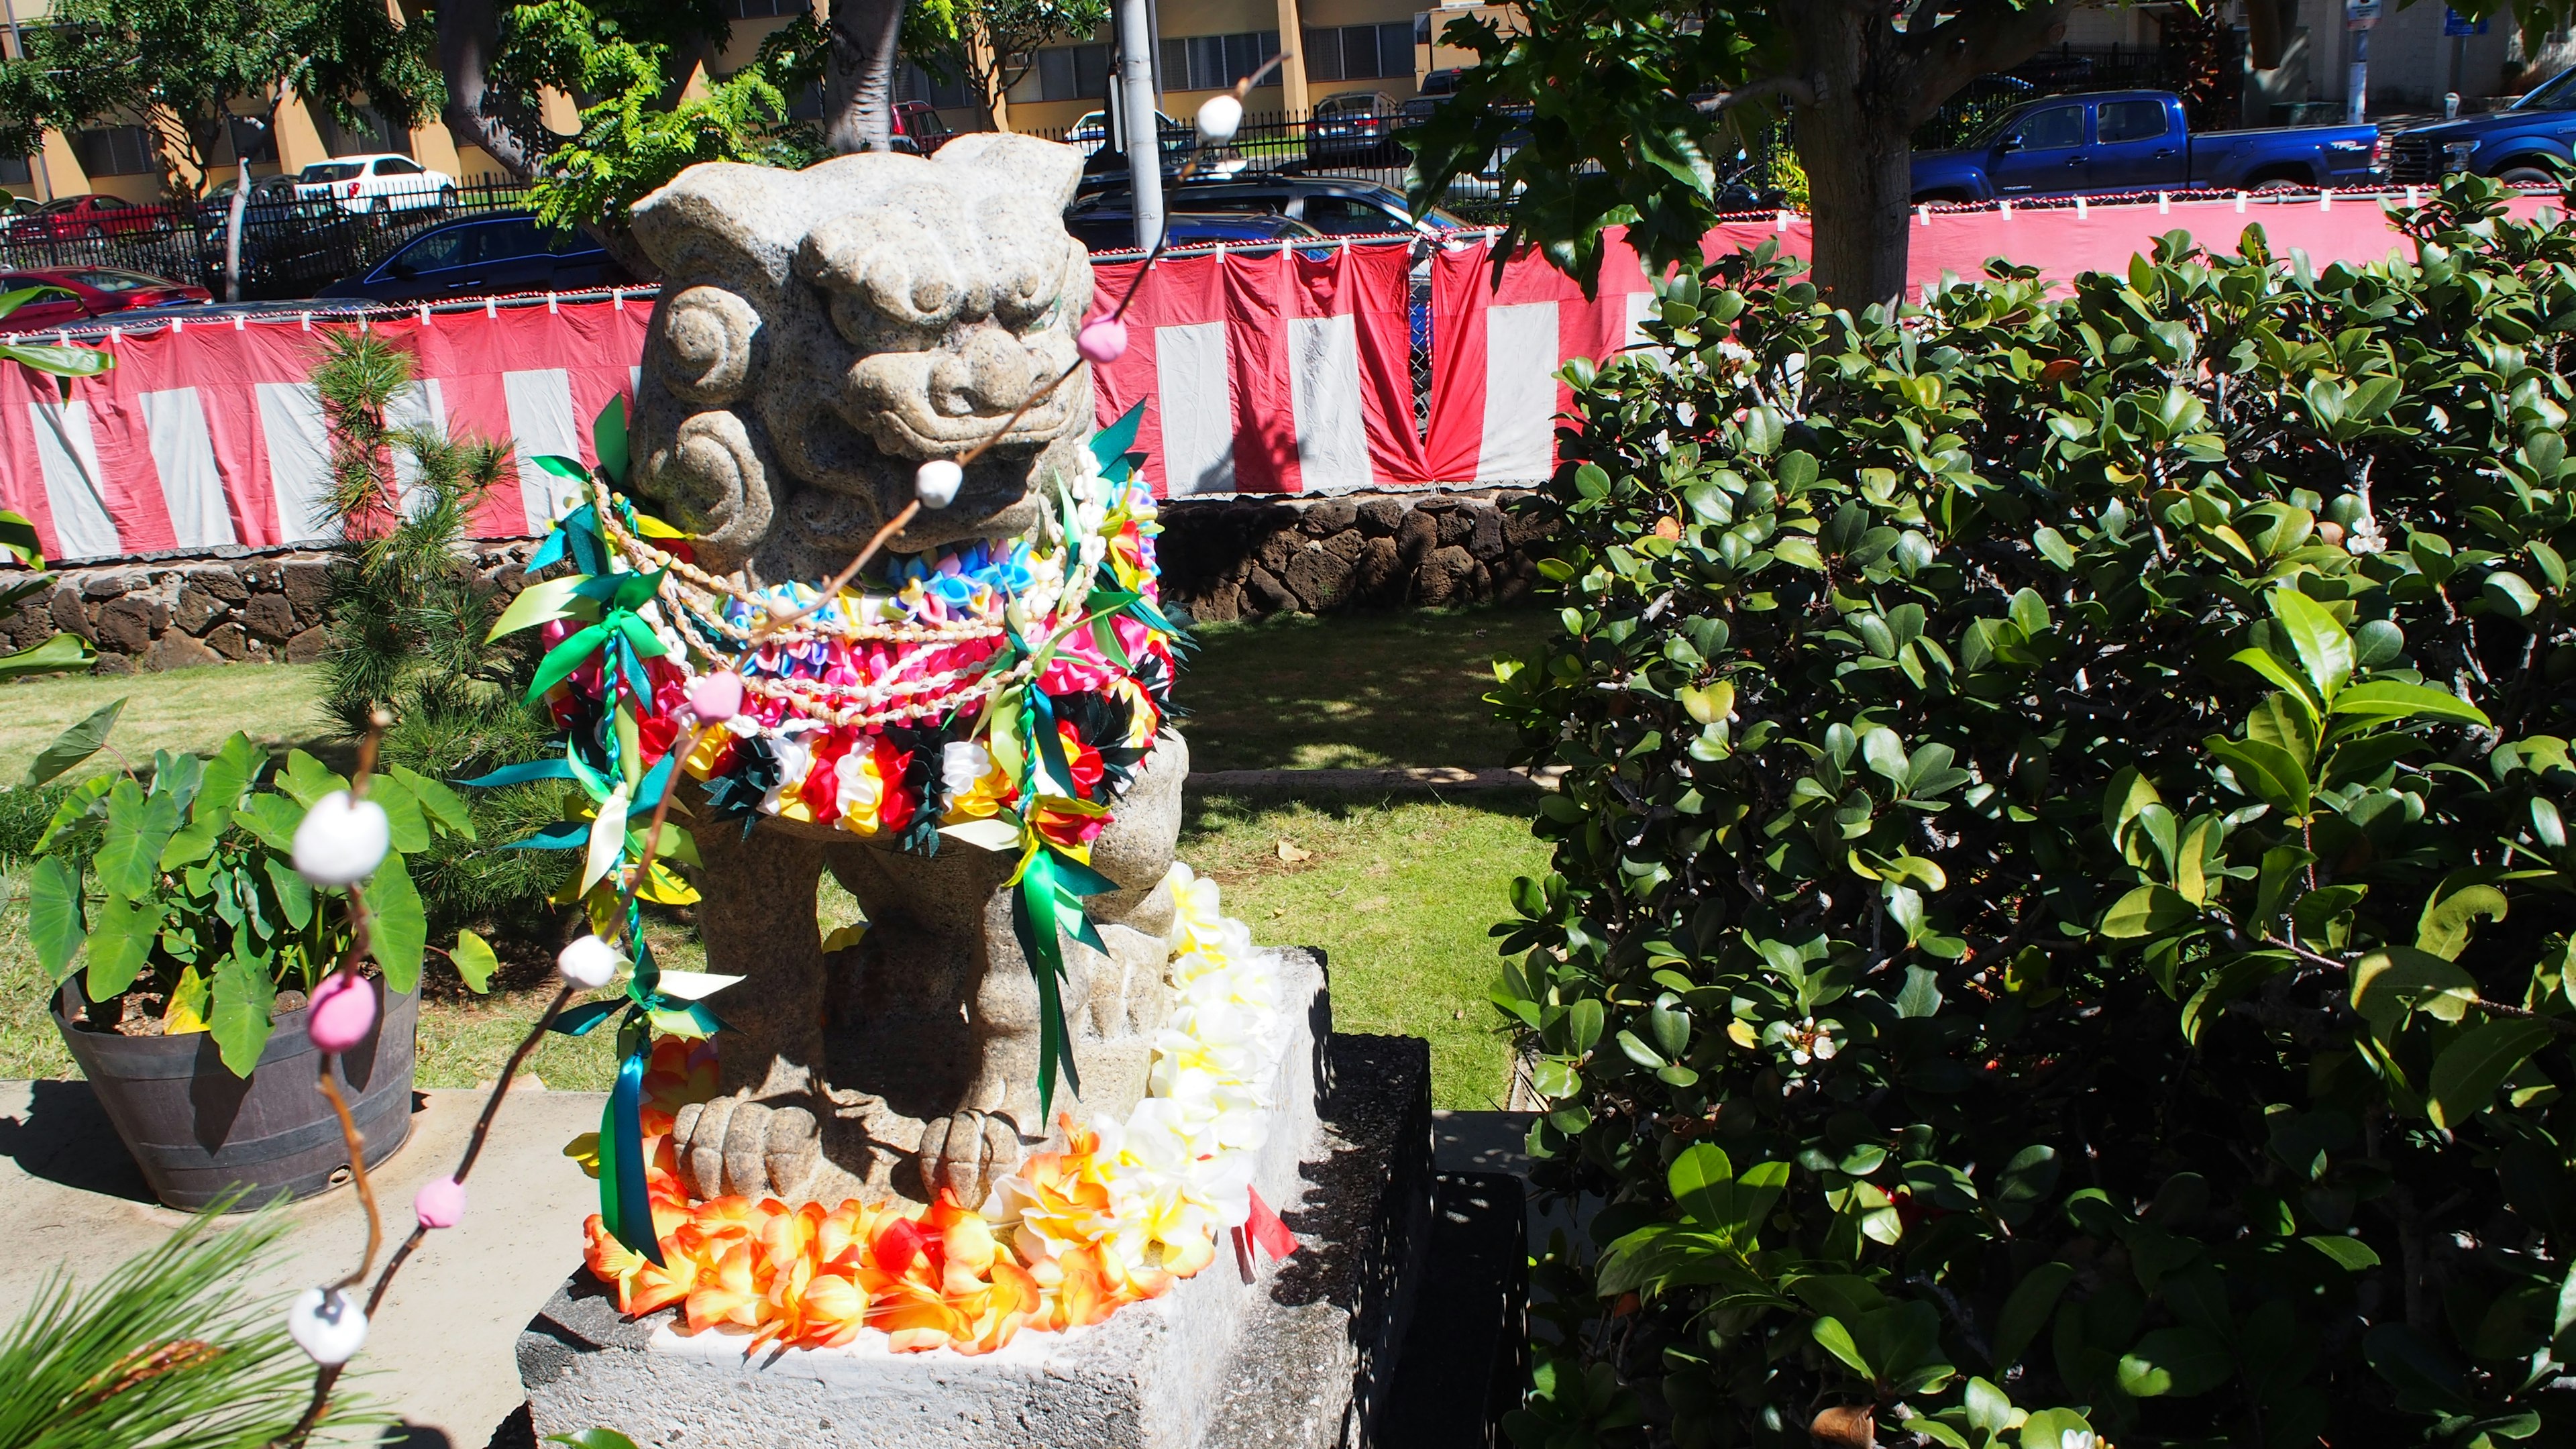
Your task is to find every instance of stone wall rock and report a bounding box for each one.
[0,541,543,676]
[0,489,1552,673]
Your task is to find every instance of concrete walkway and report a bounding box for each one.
[2,1079,606,1448]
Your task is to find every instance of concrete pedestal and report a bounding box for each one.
[515,950,1434,1448]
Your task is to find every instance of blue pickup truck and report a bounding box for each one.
[1911,90,2382,203]
[2384,66,2576,185]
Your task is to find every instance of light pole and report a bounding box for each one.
[1113,0,1165,251]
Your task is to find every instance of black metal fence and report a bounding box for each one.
[1918,44,2206,150]
[0,179,539,301]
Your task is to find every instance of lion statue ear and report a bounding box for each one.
[932,132,1086,213]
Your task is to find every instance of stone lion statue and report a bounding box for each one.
[623,134,1186,1212]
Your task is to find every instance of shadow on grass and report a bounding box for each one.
[1177,606,1552,773]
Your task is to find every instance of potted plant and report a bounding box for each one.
[25,731,487,1210]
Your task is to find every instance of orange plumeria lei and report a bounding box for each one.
[581,865,1277,1356]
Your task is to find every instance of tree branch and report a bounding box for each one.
[1693,74,1817,114]
[1900,0,2072,127]
[437,0,535,181]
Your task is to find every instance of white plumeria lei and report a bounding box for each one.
[983,861,1287,1275]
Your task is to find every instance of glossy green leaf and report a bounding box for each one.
[451,928,500,992]
[2267,588,2353,700]
[367,856,427,996]
[2327,680,2490,727]
[208,950,278,1078]
[2101,883,2199,940]
[95,779,179,900]
[82,893,164,1000]
[27,855,83,979]
[2117,1325,2233,1397]
[0,631,96,680]
[2427,1020,2557,1128]
[24,696,123,786]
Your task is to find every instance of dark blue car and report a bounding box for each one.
[315,213,626,303]
[2385,67,2576,185]
[1064,210,1326,254]
[1911,90,2381,203]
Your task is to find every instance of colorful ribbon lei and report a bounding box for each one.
[465,398,1180,1262]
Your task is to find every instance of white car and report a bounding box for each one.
[292,154,457,217]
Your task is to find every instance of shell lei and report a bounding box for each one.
[470,398,1180,1265]
[582,863,1290,1355]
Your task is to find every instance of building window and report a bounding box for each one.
[896,61,972,110]
[726,0,805,16]
[1032,42,1111,101]
[73,124,156,177]
[1302,22,1412,83]
[1159,31,1280,92]
[0,156,28,186]
[225,115,278,165]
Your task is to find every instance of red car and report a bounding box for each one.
[893,101,955,155]
[27,193,174,239]
[0,268,211,330]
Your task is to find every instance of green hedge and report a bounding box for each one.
[1488,176,2576,1448]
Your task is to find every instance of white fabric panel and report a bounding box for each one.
[256,382,337,543]
[1478,301,1558,484]
[383,378,447,518]
[28,400,119,559]
[504,368,584,531]
[1287,313,1371,494]
[138,387,239,550]
[1153,322,1234,496]
[1623,290,1658,349]
[1622,290,1674,370]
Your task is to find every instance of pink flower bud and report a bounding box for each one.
[305,972,378,1054]
[686,670,743,724]
[415,1175,467,1229]
[1077,317,1128,365]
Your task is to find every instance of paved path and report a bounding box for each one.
[1187,764,1566,792]
[3,1079,605,1448]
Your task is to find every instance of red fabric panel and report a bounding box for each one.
[1287,241,1432,487]
[1091,252,1229,497]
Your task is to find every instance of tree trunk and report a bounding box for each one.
[437,0,537,181]
[824,0,906,154]
[223,160,250,303]
[1782,0,2070,308]
[1785,3,1916,308]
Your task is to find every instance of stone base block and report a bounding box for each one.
[516,951,1434,1448]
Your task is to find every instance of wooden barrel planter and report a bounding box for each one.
[52,981,419,1212]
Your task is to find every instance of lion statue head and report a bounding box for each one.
[625,134,1095,578]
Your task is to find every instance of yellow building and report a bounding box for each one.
[0,0,1481,205]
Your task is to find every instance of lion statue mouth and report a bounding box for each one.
[623,134,1096,572]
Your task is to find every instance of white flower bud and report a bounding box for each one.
[1196,94,1244,144]
[286,1286,368,1366]
[291,792,390,887]
[915,459,963,508]
[557,934,624,989]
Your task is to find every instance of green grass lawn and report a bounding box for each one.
[0,663,332,782]
[1181,606,1550,772]
[0,614,1551,1110]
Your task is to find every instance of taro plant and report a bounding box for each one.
[25,733,487,1073]
[1488,170,2576,1446]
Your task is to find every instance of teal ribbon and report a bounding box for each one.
[602,1015,661,1265]
[1009,846,1118,1120]
[548,903,729,1263]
